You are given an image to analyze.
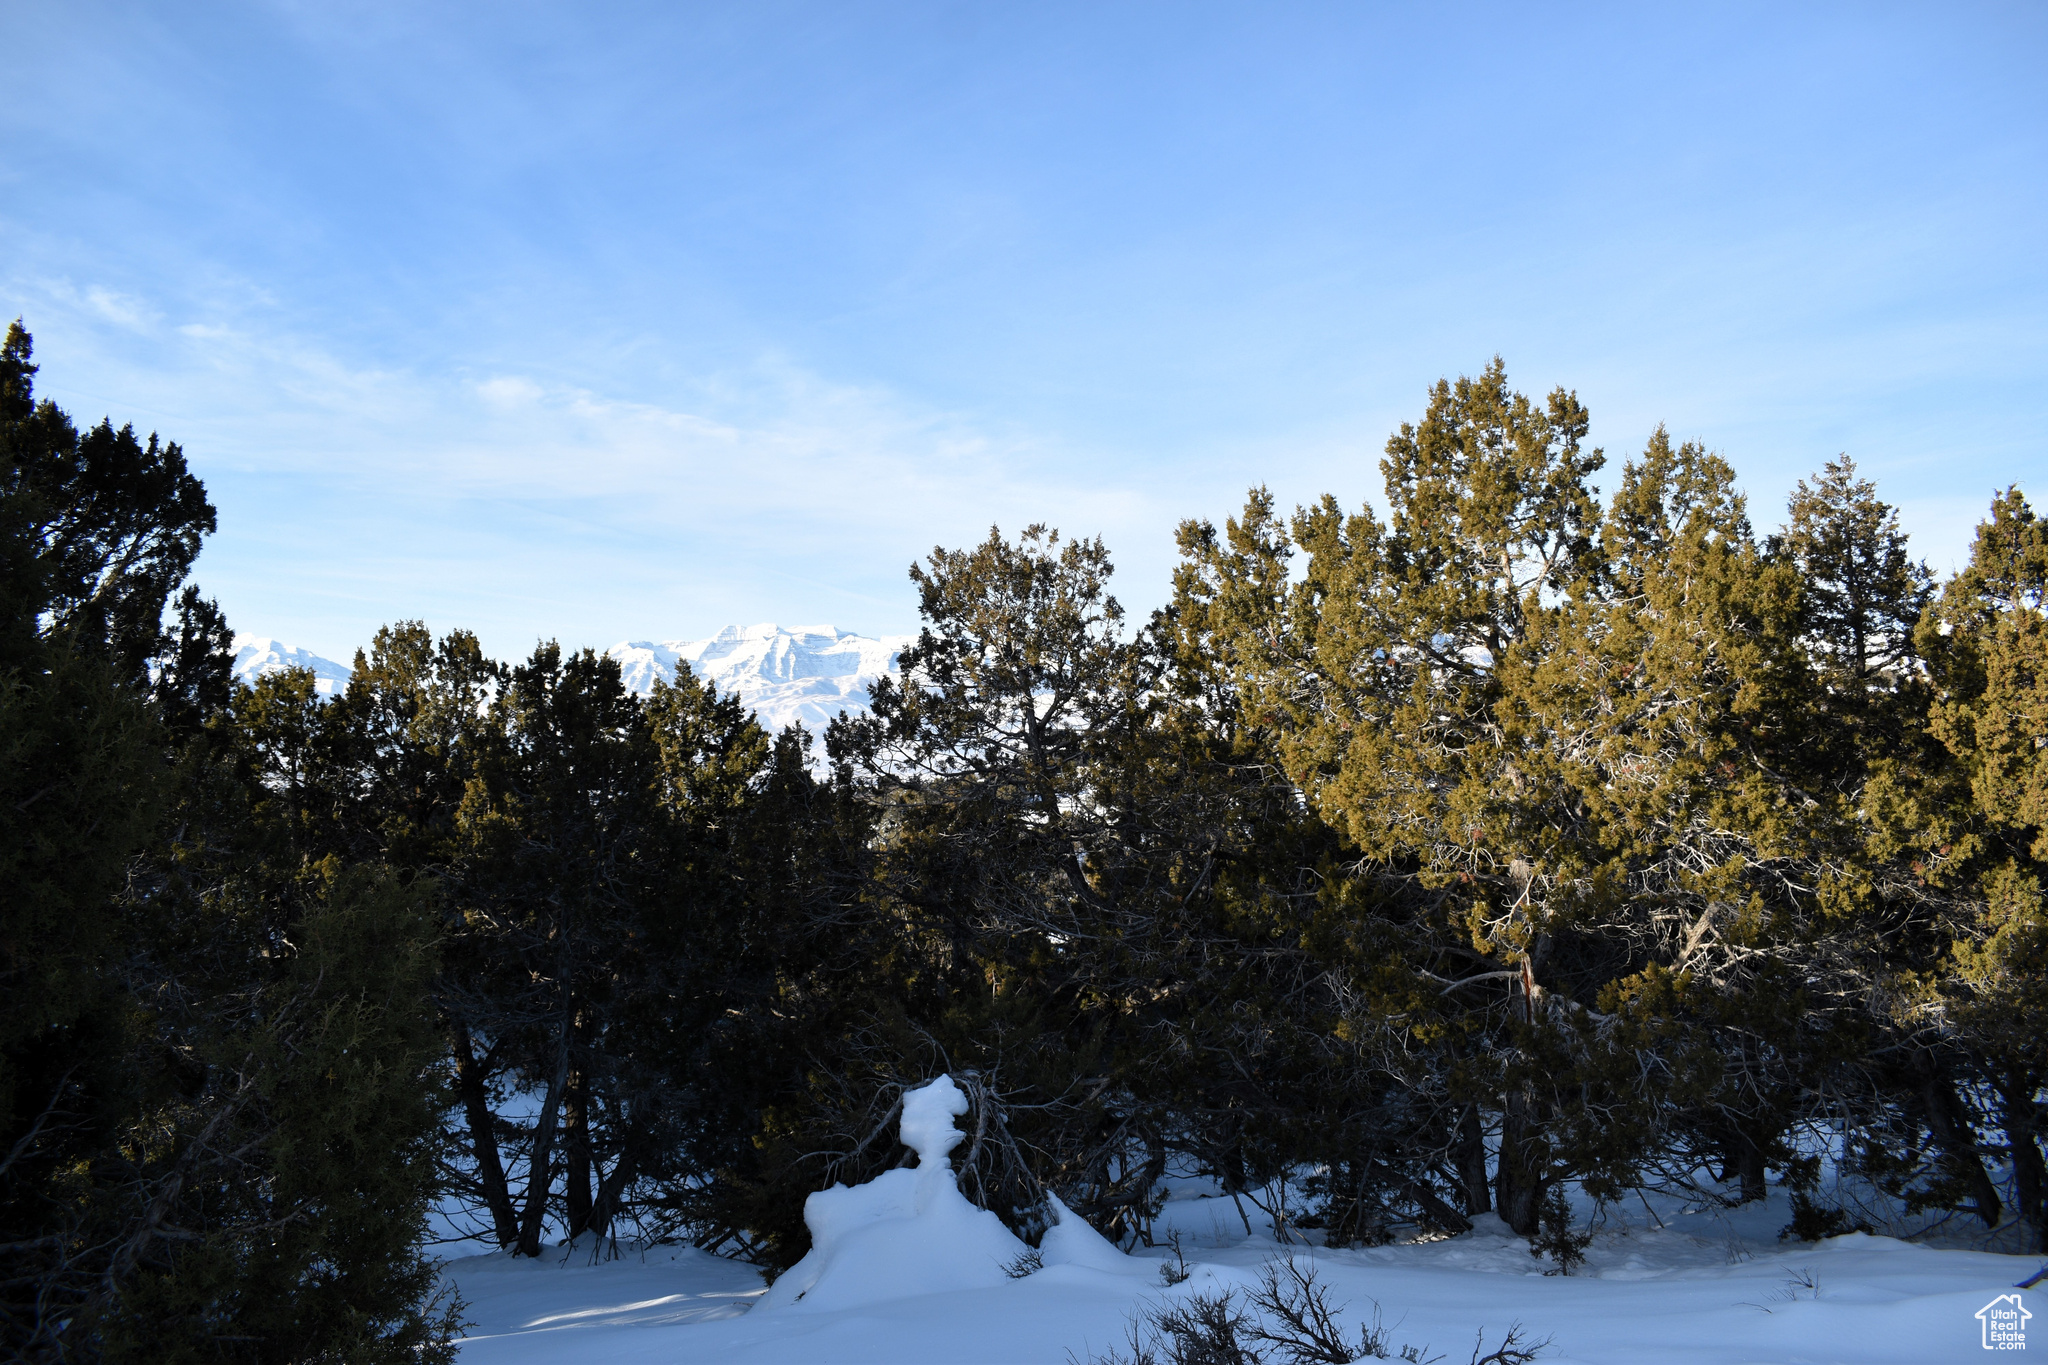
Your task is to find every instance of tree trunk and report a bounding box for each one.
[2000,1072,2046,1253]
[1404,1180,1474,1236]
[1218,1144,1255,1236]
[1734,1133,1768,1205]
[588,1148,638,1240]
[453,1023,519,1248]
[1498,962,1547,1238]
[1456,1106,1491,1217]
[563,1056,592,1240]
[514,999,575,1258]
[1918,1059,2003,1230]
[1496,1089,1541,1237]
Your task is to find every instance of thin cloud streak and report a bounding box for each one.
[10,278,1186,660]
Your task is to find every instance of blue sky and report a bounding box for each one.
[3,2,2043,662]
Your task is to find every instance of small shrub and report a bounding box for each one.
[1244,1258,1382,1363]
[1463,1324,1548,1365]
[1078,1255,1547,1365]
[1528,1189,1591,1276]
[1151,1292,1262,1365]
[1159,1230,1193,1286]
[1778,1193,1871,1243]
[1773,1267,1819,1303]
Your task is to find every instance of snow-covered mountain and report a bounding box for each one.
[226,625,910,732]
[231,635,352,698]
[607,624,912,733]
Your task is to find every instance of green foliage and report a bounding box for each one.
[0,321,214,683]
[1528,1188,1590,1275]
[1900,488,2048,1249]
[1779,456,1932,685]
[14,310,2042,1350]
[1168,361,2034,1253]
[357,366,2034,1267]
[0,323,454,1361]
[1779,1192,1872,1243]
[92,869,459,1364]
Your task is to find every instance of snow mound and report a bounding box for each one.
[1039,1193,1139,1273]
[756,1077,1029,1312]
[899,1073,971,1164]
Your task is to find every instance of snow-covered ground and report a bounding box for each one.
[439,1081,2036,1365]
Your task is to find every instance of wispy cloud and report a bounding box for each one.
[131,298,1159,553]
[83,285,155,331]
[21,277,161,333]
[3,277,1192,655]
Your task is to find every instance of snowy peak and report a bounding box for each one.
[227,624,908,733]
[231,635,352,698]
[608,623,910,733]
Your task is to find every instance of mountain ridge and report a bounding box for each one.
[230,636,352,699]
[228,624,911,732]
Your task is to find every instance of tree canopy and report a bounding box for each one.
[6,331,2043,1359]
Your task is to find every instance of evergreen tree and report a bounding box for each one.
[1780,455,1933,694]
[0,323,456,1360]
[19,304,2038,1322]
[1187,370,1917,1241]
[1909,489,2048,1249]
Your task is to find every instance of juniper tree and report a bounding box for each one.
[820,526,1153,1229]
[275,620,875,1260]
[1186,369,1929,1236]
[1907,489,2048,1249]
[0,322,455,1361]
[1780,456,1933,695]
[1184,362,1620,1234]
[1165,490,1474,1241]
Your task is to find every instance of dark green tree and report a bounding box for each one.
[1904,489,2048,1249]
[0,322,456,1361]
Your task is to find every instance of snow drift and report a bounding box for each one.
[756,1076,1132,1313]
[756,1077,1028,1311]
